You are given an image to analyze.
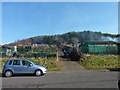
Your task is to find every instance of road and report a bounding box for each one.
[1,49,119,88]
[2,71,119,88]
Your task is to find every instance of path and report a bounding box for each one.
[57,48,86,71]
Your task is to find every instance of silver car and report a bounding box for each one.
[2,59,47,77]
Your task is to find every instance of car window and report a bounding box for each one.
[9,60,13,65]
[22,60,32,66]
[13,60,20,65]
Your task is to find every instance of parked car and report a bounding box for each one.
[2,59,47,77]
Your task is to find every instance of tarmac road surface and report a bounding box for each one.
[2,70,119,88]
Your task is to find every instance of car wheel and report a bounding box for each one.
[35,70,43,76]
[5,70,13,77]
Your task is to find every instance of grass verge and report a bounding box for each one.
[1,57,62,72]
[79,55,119,70]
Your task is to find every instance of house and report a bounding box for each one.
[0,46,12,57]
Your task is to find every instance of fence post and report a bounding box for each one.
[56,48,59,61]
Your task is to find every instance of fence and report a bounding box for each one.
[1,46,57,58]
[80,42,119,55]
[16,47,57,58]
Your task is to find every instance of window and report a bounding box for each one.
[13,60,20,65]
[9,60,12,65]
[22,60,32,66]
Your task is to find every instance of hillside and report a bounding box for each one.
[5,31,120,46]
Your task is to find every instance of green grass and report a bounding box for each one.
[79,55,119,70]
[1,57,62,71]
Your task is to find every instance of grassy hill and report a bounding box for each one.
[5,31,119,46]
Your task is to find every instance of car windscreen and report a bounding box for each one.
[4,60,12,66]
[9,60,13,65]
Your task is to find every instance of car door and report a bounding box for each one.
[12,60,22,73]
[21,60,35,73]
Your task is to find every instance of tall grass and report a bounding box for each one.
[79,55,119,70]
[1,57,62,71]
